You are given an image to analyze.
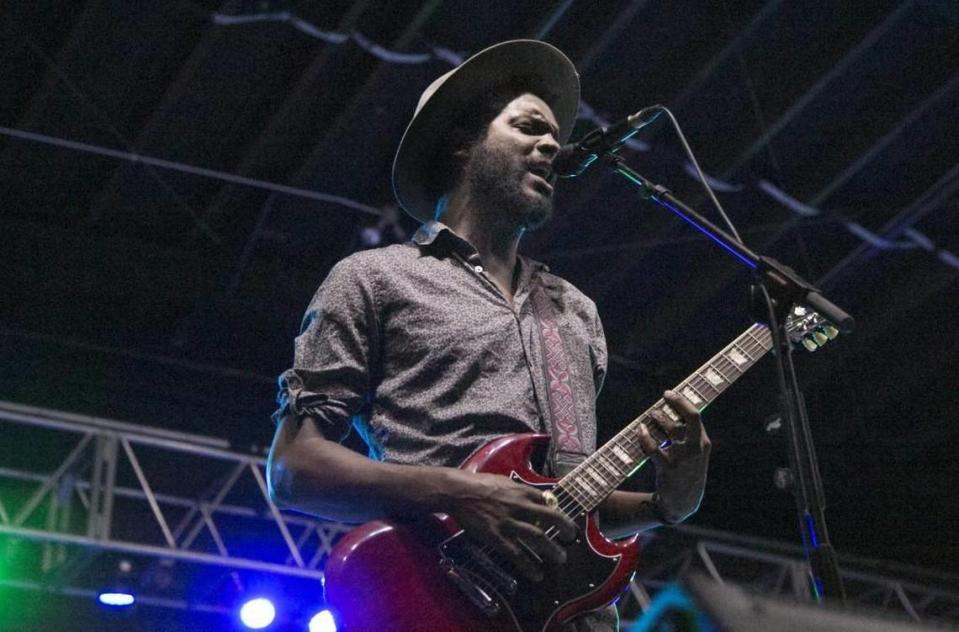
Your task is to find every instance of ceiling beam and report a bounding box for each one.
[817,161,959,290]
[532,0,576,40]
[193,0,375,227]
[169,1,445,348]
[668,0,783,112]
[576,0,648,76]
[807,73,959,208]
[80,0,246,226]
[719,2,913,180]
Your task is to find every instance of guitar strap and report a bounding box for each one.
[528,281,589,476]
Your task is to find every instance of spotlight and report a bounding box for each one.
[240,597,276,629]
[97,559,135,607]
[308,609,337,632]
[97,591,135,607]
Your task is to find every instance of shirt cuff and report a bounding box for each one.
[272,369,352,440]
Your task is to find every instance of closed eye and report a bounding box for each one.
[518,120,555,137]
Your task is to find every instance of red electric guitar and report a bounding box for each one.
[325,308,837,631]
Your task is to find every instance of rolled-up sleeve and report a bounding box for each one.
[272,258,379,441]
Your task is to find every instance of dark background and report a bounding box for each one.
[2,0,957,581]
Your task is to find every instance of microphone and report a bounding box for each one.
[552,107,661,178]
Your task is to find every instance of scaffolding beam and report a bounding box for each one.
[2,401,957,625]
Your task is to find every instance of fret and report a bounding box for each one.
[586,467,608,489]
[708,361,732,383]
[597,451,625,478]
[719,350,745,373]
[611,443,635,468]
[587,455,615,482]
[575,475,598,499]
[565,481,591,509]
[622,428,651,462]
[746,327,771,353]
[740,333,758,348]
[564,474,590,501]
[739,344,762,368]
[614,431,635,456]
[622,431,648,458]
[644,417,669,444]
[727,344,751,365]
[718,354,741,375]
[555,483,586,513]
[680,384,705,408]
[685,380,707,399]
[746,330,765,351]
[752,327,773,350]
[690,373,720,399]
[701,365,727,389]
[660,406,680,424]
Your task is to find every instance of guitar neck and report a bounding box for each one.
[555,323,774,514]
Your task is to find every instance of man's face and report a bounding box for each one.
[464,93,561,230]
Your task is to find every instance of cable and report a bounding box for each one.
[0,126,382,217]
[646,105,745,245]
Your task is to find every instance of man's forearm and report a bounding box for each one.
[598,490,668,539]
[268,415,462,523]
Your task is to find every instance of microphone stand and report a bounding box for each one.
[603,153,851,603]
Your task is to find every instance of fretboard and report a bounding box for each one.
[555,323,774,515]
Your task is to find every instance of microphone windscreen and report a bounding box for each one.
[552,144,592,178]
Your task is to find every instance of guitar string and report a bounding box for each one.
[452,324,811,587]
[462,330,773,573]
[539,331,772,540]
[463,332,771,579]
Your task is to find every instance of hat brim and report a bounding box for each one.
[392,40,580,223]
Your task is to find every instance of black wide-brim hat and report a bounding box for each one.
[392,40,580,223]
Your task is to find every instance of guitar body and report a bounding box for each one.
[325,434,640,632]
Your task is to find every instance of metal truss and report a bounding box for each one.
[620,525,959,628]
[3,400,958,626]
[0,400,348,612]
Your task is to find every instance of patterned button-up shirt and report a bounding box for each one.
[275,221,607,467]
[274,221,615,630]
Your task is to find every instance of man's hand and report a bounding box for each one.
[636,390,711,524]
[652,390,711,523]
[443,471,578,582]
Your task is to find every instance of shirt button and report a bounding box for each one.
[474,265,484,274]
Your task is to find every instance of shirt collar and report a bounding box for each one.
[412,220,454,248]
[413,220,549,267]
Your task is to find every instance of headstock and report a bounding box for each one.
[785,305,839,352]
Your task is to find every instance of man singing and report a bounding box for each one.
[268,40,710,631]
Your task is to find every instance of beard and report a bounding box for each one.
[465,141,554,231]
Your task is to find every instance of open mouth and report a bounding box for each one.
[527,164,554,195]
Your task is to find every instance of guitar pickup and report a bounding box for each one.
[465,543,519,595]
[440,557,501,617]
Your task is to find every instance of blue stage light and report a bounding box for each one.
[240,597,276,629]
[98,591,135,607]
[308,609,337,632]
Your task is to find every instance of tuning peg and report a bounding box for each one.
[812,331,829,346]
[802,338,819,352]
[822,325,839,340]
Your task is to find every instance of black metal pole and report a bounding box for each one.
[604,155,849,602]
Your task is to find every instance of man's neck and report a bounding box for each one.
[441,190,524,302]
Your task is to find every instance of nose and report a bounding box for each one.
[536,133,560,159]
